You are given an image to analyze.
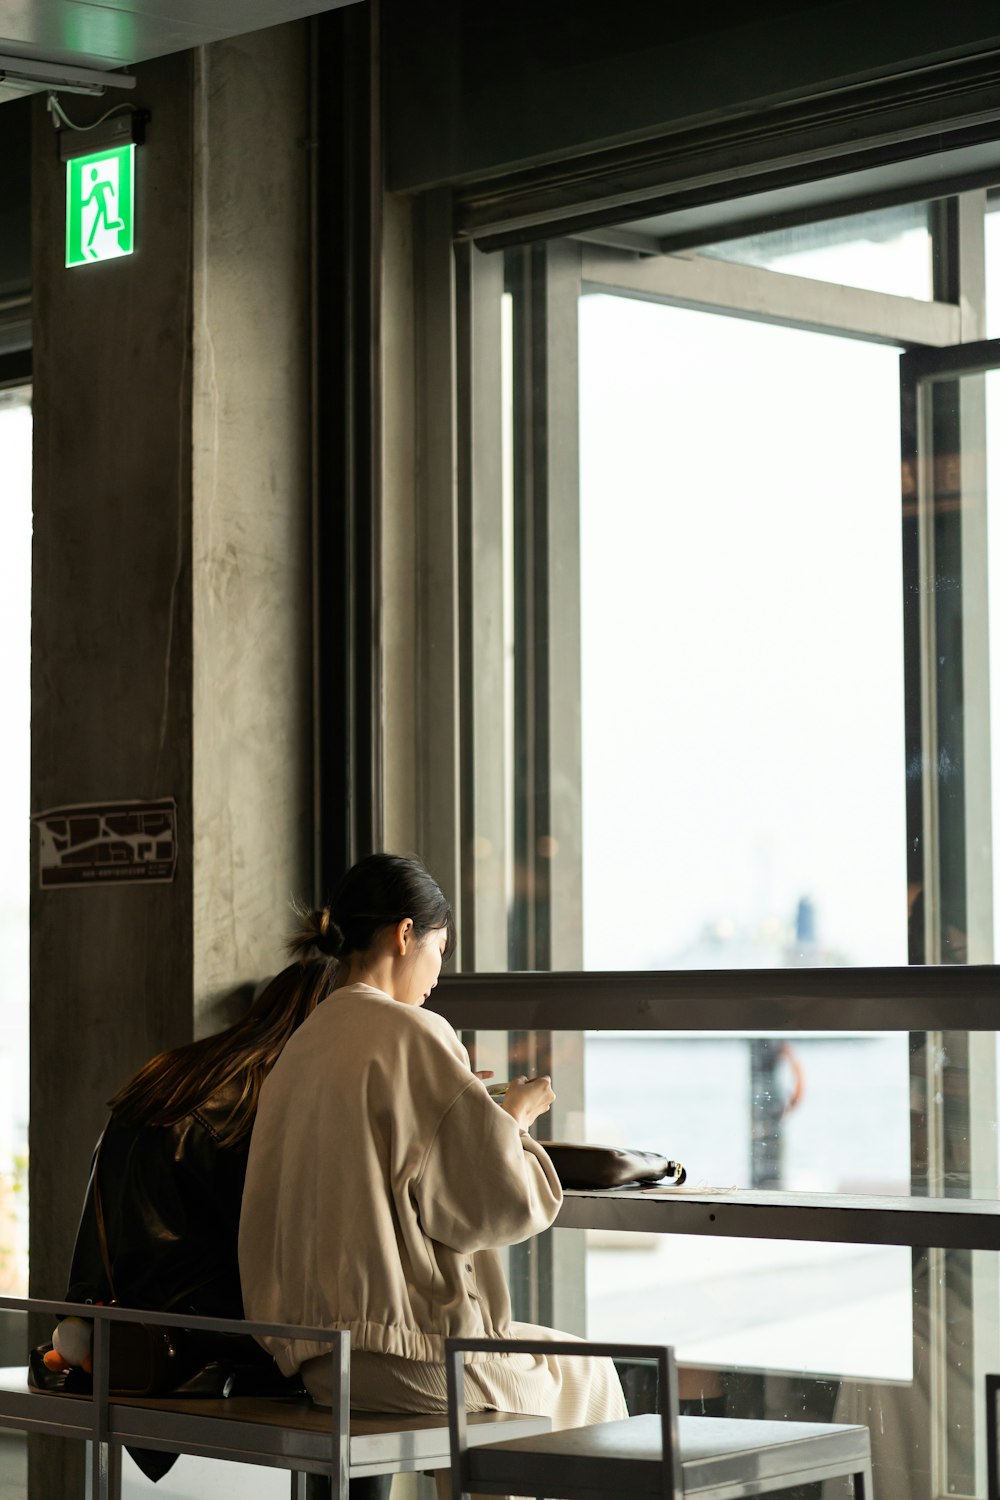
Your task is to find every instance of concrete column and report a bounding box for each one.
[30,42,197,1308]
[191,30,312,1031]
[29,23,312,1497]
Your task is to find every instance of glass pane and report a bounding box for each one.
[989,370,1000,953]
[578,296,907,970]
[584,1031,911,1195]
[700,202,933,299]
[581,1229,912,1380]
[553,1231,991,1499]
[459,1020,1000,1494]
[0,387,30,1303]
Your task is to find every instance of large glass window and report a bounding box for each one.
[0,383,29,1500]
[458,193,1000,976]
[0,385,30,1302]
[431,182,1000,1500]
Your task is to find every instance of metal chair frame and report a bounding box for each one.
[986,1373,1000,1500]
[445,1336,874,1500]
[0,1296,550,1500]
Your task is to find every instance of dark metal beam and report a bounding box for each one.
[310,3,383,899]
[430,963,1000,1031]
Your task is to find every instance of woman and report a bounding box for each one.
[41,951,339,1482]
[65,955,337,1326]
[239,853,627,1433]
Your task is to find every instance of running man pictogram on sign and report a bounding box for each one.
[65,145,135,266]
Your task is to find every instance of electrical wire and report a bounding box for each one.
[46,92,139,132]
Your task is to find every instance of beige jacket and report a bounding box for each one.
[238,983,562,1372]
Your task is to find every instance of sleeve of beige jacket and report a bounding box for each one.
[412,1080,563,1253]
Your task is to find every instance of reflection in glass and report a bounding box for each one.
[473,1016,1000,1496]
[561,1230,987,1500]
[700,203,933,300]
[583,1031,910,1195]
[578,295,907,970]
[583,1231,912,1381]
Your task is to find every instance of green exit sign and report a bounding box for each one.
[65,145,135,267]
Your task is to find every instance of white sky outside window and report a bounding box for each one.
[700,205,932,300]
[986,203,1000,339]
[578,294,908,970]
[0,389,30,1296]
[987,371,1000,956]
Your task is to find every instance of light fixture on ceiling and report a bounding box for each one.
[0,54,136,97]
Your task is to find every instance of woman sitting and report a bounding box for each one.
[41,951,337,1482]
[240,854,626,1435]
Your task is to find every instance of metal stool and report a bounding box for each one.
[446,1338,874,1500]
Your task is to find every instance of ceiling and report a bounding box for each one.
[0,0,363,100]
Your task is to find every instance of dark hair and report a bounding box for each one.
[289,853,456,963]
[107,955,337,1146]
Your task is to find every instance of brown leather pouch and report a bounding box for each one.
[27,1324,182,1399]
[537,1142,686,1190]
[107,1320,183,1396]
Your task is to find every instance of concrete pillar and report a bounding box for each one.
[29,23,311,1497]
[190,33,312,1032]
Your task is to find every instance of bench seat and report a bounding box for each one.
[0,1366,549,1479]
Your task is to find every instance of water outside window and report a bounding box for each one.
[582,1029,912,1381]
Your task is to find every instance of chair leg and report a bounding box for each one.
[854,1461,875,1500]
[108,1442,122,1500]
[91,1440,117,1500]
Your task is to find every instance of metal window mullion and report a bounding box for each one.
[903,370,942,963]
[955,194,992,966]
[536,240,587,1332]
[943,190,998,1500]
[580,244,961,348]
[415,188,463,951]
[903,190,996,1500]
[507,245,551,1322]
[543,240,584,974]
[505,242,587,1331]
[456,242,507,971]
[509,246,545,972]
[312,6,383,888]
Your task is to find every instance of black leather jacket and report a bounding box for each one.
[66,1078,250,1318]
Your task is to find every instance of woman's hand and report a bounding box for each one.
[500,1075,555,1131]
